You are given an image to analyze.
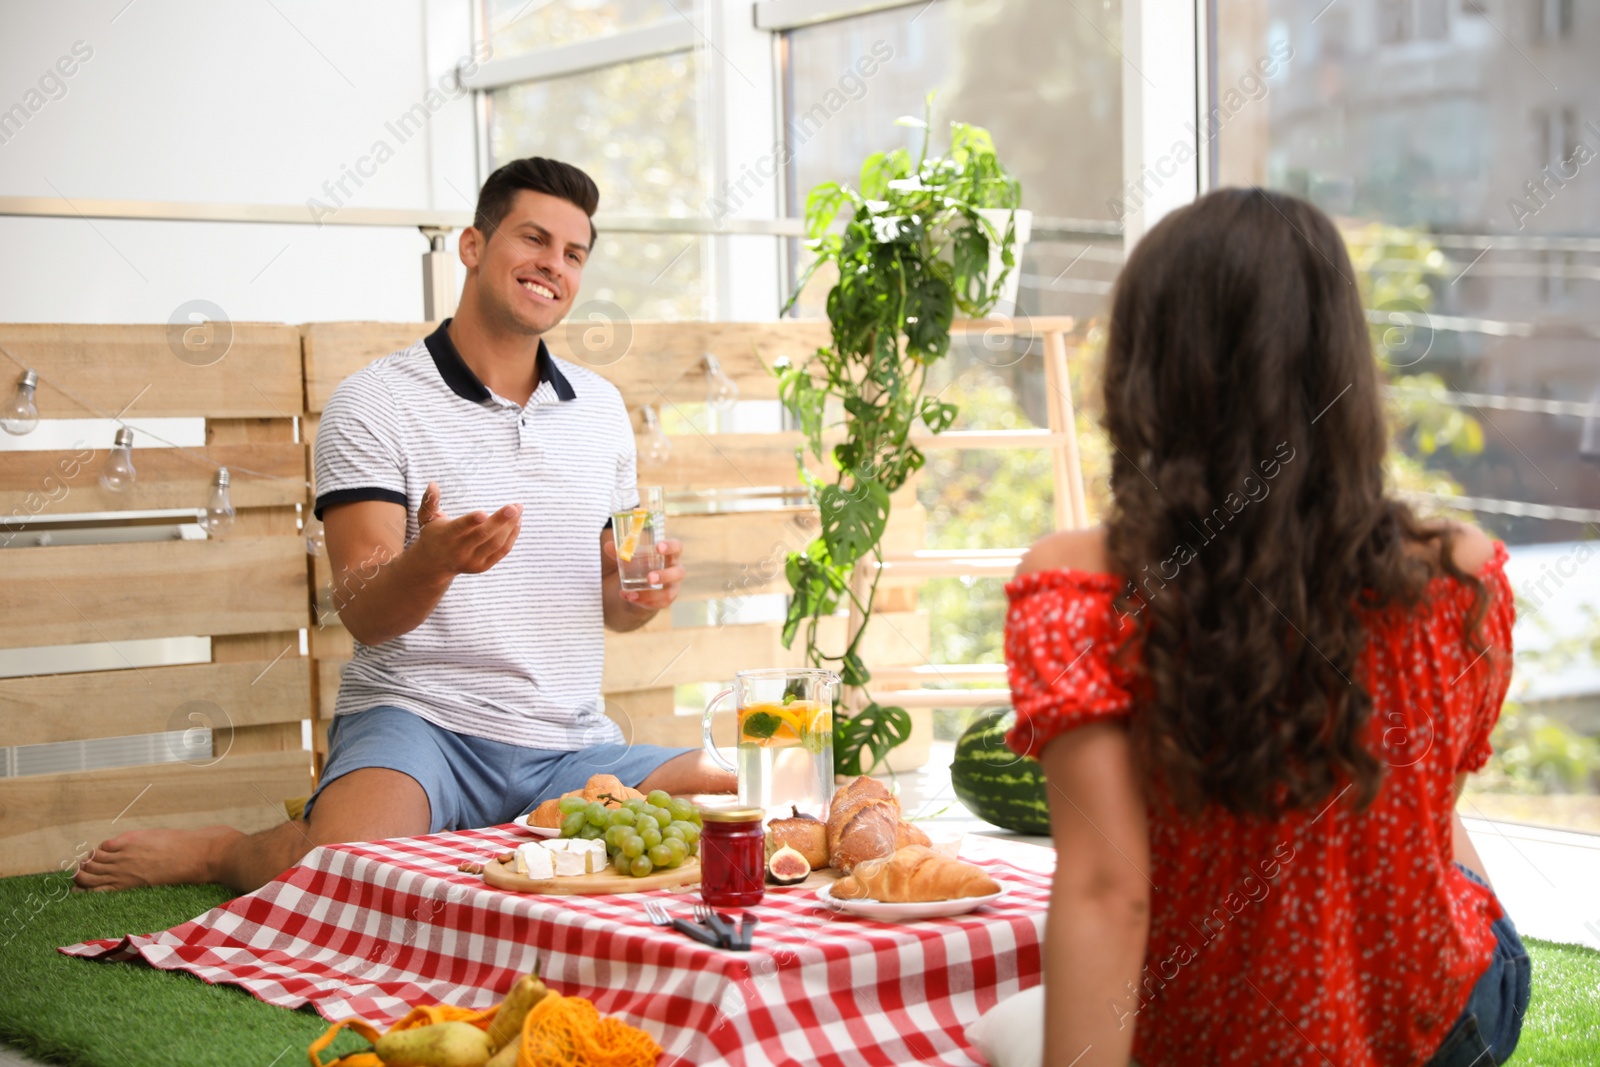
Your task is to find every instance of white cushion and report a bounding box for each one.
[965,985,1043,1067]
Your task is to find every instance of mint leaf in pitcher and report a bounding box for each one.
[801,724,831,755]
[742,711,782,739]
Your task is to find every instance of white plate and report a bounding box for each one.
[815,879,1005,920]
[510,814,561,837]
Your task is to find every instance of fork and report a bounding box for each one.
[693,904,751,951]
[644,899,721,948]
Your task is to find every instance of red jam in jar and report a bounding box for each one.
[698,805,765,908]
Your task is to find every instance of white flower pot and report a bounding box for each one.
[976,208,1033,315]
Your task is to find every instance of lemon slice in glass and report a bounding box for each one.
[616,508,650,561]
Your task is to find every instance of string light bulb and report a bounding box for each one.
[640,404,672,466]
[200,467,236,537]
[702,353,739,411]
[304,515,326,556]
[99,427,137,492]
[2,369,39,435]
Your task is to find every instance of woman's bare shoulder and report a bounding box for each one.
[1448,521,1497,573]
[1411,519,1496,574]
[1016,526,1112,578]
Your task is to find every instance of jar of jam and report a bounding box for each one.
[698,805,765,908]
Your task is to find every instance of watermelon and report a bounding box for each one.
[950,709,1052,834]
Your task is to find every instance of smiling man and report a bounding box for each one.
[75,158,734,894]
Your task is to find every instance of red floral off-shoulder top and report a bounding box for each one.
[1003,542,1515,1066]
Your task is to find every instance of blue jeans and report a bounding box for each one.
[1424,865,1531,1066]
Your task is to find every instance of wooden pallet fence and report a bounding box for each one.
[0,312,1090,876]
[0,324,314,877]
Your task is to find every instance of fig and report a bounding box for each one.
[766,843,811,886]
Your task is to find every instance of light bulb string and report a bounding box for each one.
[633,353,736,425]
[0,342,316,492]
[5,345,729,490]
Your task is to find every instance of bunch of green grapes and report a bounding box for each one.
[556,789,703,877]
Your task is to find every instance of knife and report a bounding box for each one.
[701,909,738,950]
[737,914,758,951]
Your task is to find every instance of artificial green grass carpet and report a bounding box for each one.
[0,873,370,1067]
[1,870,1598,1065]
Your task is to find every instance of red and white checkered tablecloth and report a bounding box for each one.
[62,826,1051,1066]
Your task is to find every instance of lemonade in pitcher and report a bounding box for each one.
[703,668,838,819]
[736,697,833,817]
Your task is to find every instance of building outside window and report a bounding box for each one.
[1215,0,1600,830]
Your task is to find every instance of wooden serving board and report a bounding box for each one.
[482,857,702,895]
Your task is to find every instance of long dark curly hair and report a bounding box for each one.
[1102,188,1482,818]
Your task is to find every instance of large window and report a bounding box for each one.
[1215,0,1600,831]
[782,0,1125,325]
[778,0,1124,739]
[489,52,709,320]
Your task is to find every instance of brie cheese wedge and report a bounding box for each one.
[552,849,588,877]
[514,842,555,880]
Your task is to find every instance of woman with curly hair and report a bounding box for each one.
[1007,188,1529,1066]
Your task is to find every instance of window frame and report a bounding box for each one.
[466,19,697,89]
[753,0,933,32]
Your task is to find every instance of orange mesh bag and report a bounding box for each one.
[516,994,663,1067]
[307,988,661,1067]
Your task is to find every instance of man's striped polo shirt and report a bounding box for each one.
[312,320,638,750]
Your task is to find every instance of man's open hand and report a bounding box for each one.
[413,482,522,576]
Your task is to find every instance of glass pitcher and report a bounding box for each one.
[703,667,838,819]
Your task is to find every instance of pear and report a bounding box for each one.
[374,1021,492,1067]
[484,974,548,1052]
[485,1042,520,1067]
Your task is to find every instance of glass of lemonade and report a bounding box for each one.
[702,667,838,820]
[611,486,665,591]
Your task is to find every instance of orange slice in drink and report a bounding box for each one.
[616,509,649,561]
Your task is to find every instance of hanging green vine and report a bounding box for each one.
[773,111,1023,776]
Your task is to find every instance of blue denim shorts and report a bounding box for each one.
[1425,864,1532,1066]
[303,705,693,833]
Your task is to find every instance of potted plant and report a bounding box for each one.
[773,113,1024,777]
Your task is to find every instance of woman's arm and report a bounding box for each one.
[1038,720,1151,1067]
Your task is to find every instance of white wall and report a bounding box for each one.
[0,0,477,325]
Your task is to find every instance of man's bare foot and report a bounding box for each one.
[72,826,242,891]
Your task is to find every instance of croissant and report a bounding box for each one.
[530,798,564,828]
[832,845,1001,902]
[826,776,931,873]
[527,775,645,828]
